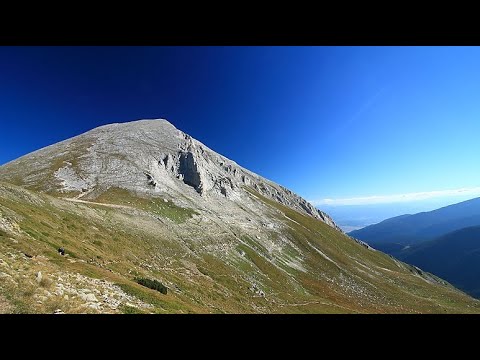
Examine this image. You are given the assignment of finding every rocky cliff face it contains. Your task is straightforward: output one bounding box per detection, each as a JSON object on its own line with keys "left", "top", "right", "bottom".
{"left": 0, "top": 119, "right": 340, "bottom": 231}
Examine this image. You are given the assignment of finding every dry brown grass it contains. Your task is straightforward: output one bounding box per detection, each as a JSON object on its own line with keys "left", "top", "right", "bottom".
{"left": 0, "top": 294, "right": 13, "bottom": 314}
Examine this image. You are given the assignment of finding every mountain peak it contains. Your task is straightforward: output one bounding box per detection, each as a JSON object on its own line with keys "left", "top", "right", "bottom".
{"left": 0, "top": 118, "right": 340, "bottom": 230}
{"left": 93, "top": 118, "right": 177, "bottom": 131}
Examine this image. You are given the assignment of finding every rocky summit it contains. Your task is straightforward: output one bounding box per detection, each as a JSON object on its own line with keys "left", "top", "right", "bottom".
{"left": 0, "top": 119, "right": 479, "bottom": 313}
{"left": 0, "top": 119, "right": 339, "bottom": 230}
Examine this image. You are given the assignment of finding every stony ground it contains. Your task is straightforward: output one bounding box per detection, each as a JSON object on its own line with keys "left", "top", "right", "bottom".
{"left": 0, "top": 241, "right": 151, "bottom": 314}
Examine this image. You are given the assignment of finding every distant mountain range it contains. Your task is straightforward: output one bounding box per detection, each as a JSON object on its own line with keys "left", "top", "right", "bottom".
{"left": 348, "top": 197, "right": 480, "bottom": 298}
{"left": 349, "top": 197, "right": 480, "bottom": 246}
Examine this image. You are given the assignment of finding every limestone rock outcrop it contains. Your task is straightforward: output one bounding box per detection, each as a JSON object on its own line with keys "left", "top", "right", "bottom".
{"left": 0, "top": 119, "right": 340, "bottom": 231}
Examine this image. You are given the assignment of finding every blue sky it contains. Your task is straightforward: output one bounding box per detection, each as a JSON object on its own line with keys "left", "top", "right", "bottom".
{"left": 1, "top": 46, "right": 480, "bottom": 210}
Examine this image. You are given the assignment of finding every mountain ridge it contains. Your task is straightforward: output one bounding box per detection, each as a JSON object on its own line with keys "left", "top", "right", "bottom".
{"left": 0, "top": 119, "right": 340, "bottom": 231}
{"left": 398, "top": 226, "right": 480, "bottom": 298}
{"left": 1, "top": 119, "right": 479, "bottom": 313}
{"left": 349, "top": 196, "right": 480, "bottom": 245}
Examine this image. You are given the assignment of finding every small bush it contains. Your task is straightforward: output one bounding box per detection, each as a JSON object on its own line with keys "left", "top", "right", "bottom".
{"left": 135, "top": 277, "right": 168, "bottom": 295}
{"left": 39, "top": 277, "right": 52, "bottom": 288}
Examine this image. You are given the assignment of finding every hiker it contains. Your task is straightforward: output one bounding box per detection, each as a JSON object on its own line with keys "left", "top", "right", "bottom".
{"left": 58, "top": 247, "right": 65, "bottom": 256}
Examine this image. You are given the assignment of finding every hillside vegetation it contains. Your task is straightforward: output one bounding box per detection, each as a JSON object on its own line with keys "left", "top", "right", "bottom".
{"left": 1, "top": 182, "right": 478, "bottom": 313}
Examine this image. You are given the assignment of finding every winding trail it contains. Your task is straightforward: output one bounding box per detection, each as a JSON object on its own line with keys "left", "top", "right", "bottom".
{"left": 63, "top": 198, "right": 134, "bottom": 210}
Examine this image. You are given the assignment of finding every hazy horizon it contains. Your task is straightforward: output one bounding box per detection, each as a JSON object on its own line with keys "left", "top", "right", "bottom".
{"left": 322, "top": 193, "right": 480, "bottom": 232}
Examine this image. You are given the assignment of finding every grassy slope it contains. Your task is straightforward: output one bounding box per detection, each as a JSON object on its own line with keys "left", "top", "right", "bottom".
{"left": 0, "top": 137, "right": 93, "bottom": 197}
{"left": 242, "top": 187, "right": 480, "bottom": 313}
{"left": 93, "top": 187, "right": 198, "bottom": 224}
{"left": 399, "top": 226, "right": 480, "bottom": 298}
{"left": 0, "top": 182, "right": 479, "bottom": 313}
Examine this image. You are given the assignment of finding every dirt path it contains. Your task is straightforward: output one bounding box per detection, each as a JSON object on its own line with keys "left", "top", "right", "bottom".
{"left": 63, "top": 198, "right": 134, "bottom": 210}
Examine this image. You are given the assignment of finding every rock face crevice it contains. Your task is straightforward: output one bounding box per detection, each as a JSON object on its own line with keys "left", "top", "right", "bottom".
{"left": 144, "top": 172, "right": 156, "bottom": 187}
{"left": 178, "top": 152, "right": 203, "bottom": 194}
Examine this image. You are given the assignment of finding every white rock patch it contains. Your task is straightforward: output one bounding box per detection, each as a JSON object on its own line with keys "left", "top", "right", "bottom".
{"left": 54, "top": 166, "right": 90, "bottom": 192}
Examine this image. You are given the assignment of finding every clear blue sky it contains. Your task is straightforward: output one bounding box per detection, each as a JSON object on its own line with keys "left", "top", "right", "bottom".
{"left": 1, "top": 46, "right": 480, "bottom": 205}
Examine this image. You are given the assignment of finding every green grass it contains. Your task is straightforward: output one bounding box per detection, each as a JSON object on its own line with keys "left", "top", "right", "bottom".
{"left": 120, "top": 304, "right": 145, "bottom": 314}
{"left": 240, "top": 235, "right": 271, "bottom": 258}
{"left": 148, "top": 199, "right": 197, "bottom": 224}
{"left": 94, "top": 187, "right": 197, "bottom": 223}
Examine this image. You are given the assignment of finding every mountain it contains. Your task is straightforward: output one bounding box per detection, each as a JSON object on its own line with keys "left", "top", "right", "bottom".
{"left": 0, "top": 119, "right": 339, "bottom": 230}
{"left": 349, "top": 197, "right": 480, "bottom": 246}
{"left": 394, "top": 226, "right": 480, "bottom": 298}
{"left": 0, "top": 119, "right": 478, "bottom": 313}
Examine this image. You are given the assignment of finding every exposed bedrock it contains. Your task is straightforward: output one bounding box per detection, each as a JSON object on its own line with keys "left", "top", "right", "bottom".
{"left": 178, "top": 151, "right": 203, "bottom": 194}
{"left": 0, "top": 119, "right": 341, "bottom": 231}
